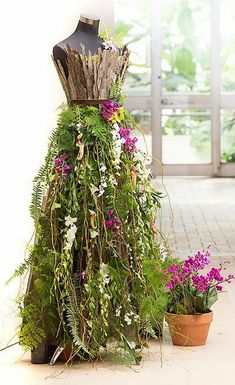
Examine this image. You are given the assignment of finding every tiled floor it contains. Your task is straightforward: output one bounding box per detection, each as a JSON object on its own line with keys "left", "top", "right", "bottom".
{"left": 1, "top": 177, "right": 235, "bottom": 385}
{"left": 158, "top": 177, "right": 235, "bottom": 260}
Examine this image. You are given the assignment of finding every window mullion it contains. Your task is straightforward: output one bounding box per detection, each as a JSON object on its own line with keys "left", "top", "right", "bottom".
{"left": 211, "top": 0, "right": 221, "bottom": 175}
{"left": 151, "top": 0, "right": 162, "bottom": 176}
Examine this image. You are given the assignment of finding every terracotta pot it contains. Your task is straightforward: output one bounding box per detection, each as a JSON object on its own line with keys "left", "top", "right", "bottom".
{"left": 165, "top": 311, "right": 213, "bottom": 346}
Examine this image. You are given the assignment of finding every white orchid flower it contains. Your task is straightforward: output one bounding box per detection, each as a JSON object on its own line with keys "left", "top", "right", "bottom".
{"left": 65, "top": 215, "right": 77, "bottom": 227}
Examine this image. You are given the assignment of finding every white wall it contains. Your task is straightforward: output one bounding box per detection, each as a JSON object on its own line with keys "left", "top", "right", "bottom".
{"left": 0, "top": 0, "right": 114, "bottom": 345}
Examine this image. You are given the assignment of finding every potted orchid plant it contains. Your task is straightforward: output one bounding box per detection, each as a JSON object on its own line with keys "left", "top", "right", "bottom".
{"left": 165, "top": 249, "right": 234, "bottom": 346}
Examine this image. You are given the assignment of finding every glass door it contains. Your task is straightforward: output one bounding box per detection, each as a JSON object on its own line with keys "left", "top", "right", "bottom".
{"left": 220, "top": 0, "right": 235, "bottom": 176}
{"left": 156, "top": 0, "right": 212, "bottom": 176}
{"left": 115, "top": 0, "right": 235, "bottom": 176}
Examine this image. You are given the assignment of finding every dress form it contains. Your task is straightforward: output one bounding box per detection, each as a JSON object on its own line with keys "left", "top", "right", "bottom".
{"left": 23, "top": 12, "right": 158, "bottom": 368}
{"left": 53, "top": 13, "right": 103, "bottom": 76}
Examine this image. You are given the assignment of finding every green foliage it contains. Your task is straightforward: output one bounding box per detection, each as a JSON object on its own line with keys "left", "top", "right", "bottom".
{"left": 115, "top": 1, "right": 151, "bottom": 91}
{"left": 6, "top": 249, "right": 34, "bottom": 284}
{"left": 190, "top": 119, "right": 211, "bottom": 159}
{"left": 115, "top": 0, "right": 211, "bottom": 93}
{"left": 30, "top": 183, "right": 44, "bottom": 225}
{"left": 221, "top": 111, "right": 235, "bottom": 163}
{"left": 109, "top": 78, "right": 125, "bottom": 101}
{"left": 57, "top": 128, "right": 75, "bottom": 152}
{"left": 57, "top": 104, "right": 81, "bottom": 128}
{"left": 167, "top": 270, "right": 219, "bottom": 315}
{"left": 16, "top": 102, "right": 166, "bottom": 363}
{"left": 104, "top": 345, "right": 142, "bottom": 366}
{"left": 115, "top": 21, "right": 133, "bottom": 39}
{"left": 140, "top": 259, "right": 168, "bottom": 336}
{"left": 174, "top": 47, "right": 196, "bottom": 87}
{"left": 222, "top": 151, "right": 235, "bottom": 162}
{"left": 16, "top": 244, "right": 59, "bottom": 350}
{"left": 18, "top": 303, "right": 46, "bottom": 350}
{"left": 161, "top": 0, "right": 210, "bottom": 93}
{"left": 83, "top": 107, "right": 111, "bottom": 144}
{"left": 29, "top": 129, "right": 57, "bottom": 224}
{"left": 162, "top": 110, "right": 211, "bottom": 163}
{"left": 194, "top": 288, "right": 218, "bottom": 314}
{"left": 98, "top": 28, "right": 124, "bottom": 48}
{"left": 66, "top": 283, "right": 89, "bottom": 355}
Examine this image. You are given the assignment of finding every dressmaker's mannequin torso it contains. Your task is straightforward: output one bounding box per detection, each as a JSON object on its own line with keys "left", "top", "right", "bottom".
{"left": 53, "top": 13, "right": 103, "bottom": 76}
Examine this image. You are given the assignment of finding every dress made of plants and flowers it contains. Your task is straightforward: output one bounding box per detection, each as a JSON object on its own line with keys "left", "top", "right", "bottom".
{"left": 14, "top": 43, "right": 167, "bottom": 365}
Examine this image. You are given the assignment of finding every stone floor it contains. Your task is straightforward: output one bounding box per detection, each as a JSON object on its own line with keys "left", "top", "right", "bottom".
{"left": 158, "top": 177, "right": 235, "bottom": 260}
{"left": 1, "top": 177, "right": 235, "bottom": 385}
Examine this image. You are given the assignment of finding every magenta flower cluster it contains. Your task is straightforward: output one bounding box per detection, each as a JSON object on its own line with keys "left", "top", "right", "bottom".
{"left": 101, "top": 100, "right": 119, "bottom": 121}
{"left": 118, "top": 127, "right": 138, "bottom": 153}
{"left": 55, "top": 153, "right": 71, "bottom": 179}
{"left": 166, "top": 249, "right": 234, "bottom": 293}
{"left": 105, "top": 208, "right": 122, "bottom": 232}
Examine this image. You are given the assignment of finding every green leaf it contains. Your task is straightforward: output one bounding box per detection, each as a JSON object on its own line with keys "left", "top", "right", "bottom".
{"left": 174, "top": 47, "right": 196, "bottom": 83}
{"left": 195, "top": 288, "right": 218, "bottom": 313}
{"left": 205, "top": 288, "right": 218, "bottom": 309}
{"left": 175, "top": 303, "right": 188, "bottom": 315}
{"left": 57, "top": 127, "right": 75, "bottom": 151}
{"left": 90, "top": 184, "right": 98, "bottom": 195}
{"left": 89, "top": 229, "right": 99, "bottom": 239}
{"left": 51, "top": 202, "right": 61, "bottom": 210}
{"left": 195, "top": 295, "right": 206, "bottom": 313}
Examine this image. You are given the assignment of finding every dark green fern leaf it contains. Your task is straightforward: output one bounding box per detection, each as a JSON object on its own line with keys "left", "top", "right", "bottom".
{"left": 29, "top": 129, "right": 58, "bottom": 224}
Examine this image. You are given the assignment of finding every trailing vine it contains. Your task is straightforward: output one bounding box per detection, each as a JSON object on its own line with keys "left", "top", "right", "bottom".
{"left": 12, "top": 96, "right": 170, "bottom": 365}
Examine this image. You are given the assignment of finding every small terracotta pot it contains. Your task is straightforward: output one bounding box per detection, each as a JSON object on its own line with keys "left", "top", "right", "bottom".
{"left": 165, "top": 311, "right": 213, "bottom": 346}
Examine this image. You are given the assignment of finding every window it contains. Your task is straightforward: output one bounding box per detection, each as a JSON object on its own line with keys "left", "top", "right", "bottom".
{"left": 221, "top": 0, "right": 235, "bottom": 93}
{"left": 161, "top": 0, "right": 211, "bottom": 94}
{"left": 221, "top": 110, "right": 235, "bottom": 163}
{"left": 115, "top": 0, "right": 151, "bottom": 95}
{"left": 162, "top": 109, "right": 211, "bottom": 164}
{"left": 131, "top": 109, "right": 152, "bottom": 159}
{"left": 115, "top": 0, "right": 235, "bottom": 176}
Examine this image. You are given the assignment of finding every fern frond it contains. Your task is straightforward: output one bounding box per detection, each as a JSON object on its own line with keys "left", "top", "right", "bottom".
{"left": 109, "top": 77, "right": 124, "bottom": 101}
{"left": 6, "top": 248, "right": 34, "bottom": 284}
{"left": 18, "top": 323, "right": 46, "bottom": 351}
{"left": 18, "top": 304, "right": 46, "bottom": 350}
{"left": 29, "top": 183, "right": 43, "bottom": 223}
{"left": 141, "top": 319, "right": 156, "bottom": 338}
{"left": 66, "top": 283, "right": 89, "bottom": 354}
{"left": 29, "top": 129, "right": 58, "bottom": 224}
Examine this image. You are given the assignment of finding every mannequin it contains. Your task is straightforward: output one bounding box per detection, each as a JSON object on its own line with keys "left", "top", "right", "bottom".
{"left": 53, "top": 13, "right": 103, "bottom": 76}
